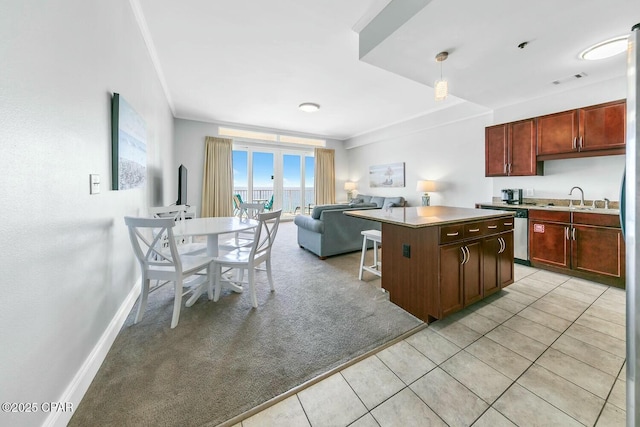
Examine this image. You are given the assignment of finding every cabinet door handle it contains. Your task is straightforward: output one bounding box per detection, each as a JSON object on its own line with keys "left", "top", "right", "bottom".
{"left": 504, "top": 163, "right": 507, "bottom": 174}
{"left": 499, "top": 237, "right": 505, "bottom": 253}
{"left": 460, "top": 246, "right": 470, "bottom": 265}
{"left": 572, "top": 137, "right": 577, "bottom": 149}
{"left": 578, "top": 136, "right": 583, "bottom": 151}
{"left": 488, "top": 225, "right": 498, "bottom": 229}
{"left": 447, "top": 232, "right": 459, "bottom": 237}
{"left": 464, "top": 246, "right": 470, "bottom": 264}
{"left": 509, "top": 163, "right": 512, "bottom": 174}
{"left": 565, "top": 226, "right": 570, "bottom": 240}
{"left": 572, "top": 227, "right": 576, "bottom": 240}
{"left": 504, "top": 222, "right": 513, "bottom": 226}
{"left": 469, "top": 228, "right": 480, "bottom": 233}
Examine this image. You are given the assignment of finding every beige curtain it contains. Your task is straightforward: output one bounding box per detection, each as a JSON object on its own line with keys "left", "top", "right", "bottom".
{"left": 314, "top": 148, "right": 335, "bottom": 205}
{"left": 201, "top": 136, "right": 233, "bottom": 217}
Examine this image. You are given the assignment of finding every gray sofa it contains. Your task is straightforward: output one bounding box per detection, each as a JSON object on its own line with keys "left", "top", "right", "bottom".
{"left": 293, "top": 195, "right": 405, "bottom": 259}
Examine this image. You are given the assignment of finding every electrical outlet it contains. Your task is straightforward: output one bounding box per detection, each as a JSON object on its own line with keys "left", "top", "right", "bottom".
{"left": 402, "top": 244, "right": 411, "bottom": 258}
{"left": 525, "top": 188, "right": 534, "bottom": 197}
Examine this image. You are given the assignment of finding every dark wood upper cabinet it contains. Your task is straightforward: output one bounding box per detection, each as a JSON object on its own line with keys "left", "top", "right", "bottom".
{"left": 537, "top": 110, "right": 579, "bottom": 156}
{"left": 537, "top": 100, "right": 626, "bottom": 160}
{"left": 485, "top": 124, "right": 508, "bottom": 176}
{"left": 579, "top": 101, "right": 626, "bottom": 152}
{"left": 485, "top": 118, "right": 542, "bottom": 177}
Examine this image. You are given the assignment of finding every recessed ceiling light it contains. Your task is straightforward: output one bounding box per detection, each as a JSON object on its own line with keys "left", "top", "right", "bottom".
{"left": 579, "top": 36, "right": 629, "bottom": 60}
{"left": 298, "top": 102, "right": 320, "bottom": 112}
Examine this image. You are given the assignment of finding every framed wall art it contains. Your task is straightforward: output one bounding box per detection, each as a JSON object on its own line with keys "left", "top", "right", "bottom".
{"left": 111, "top": 93, "right": 147, "bottom": 190}
{"left": 369, "top": 162, "right": 405, "bottom": 188}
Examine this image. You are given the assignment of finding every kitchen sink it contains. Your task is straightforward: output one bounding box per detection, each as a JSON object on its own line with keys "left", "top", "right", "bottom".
{"left": 536, "top": 205, "right": 565, "bottom": 210}
{"left": 536, "top": 205, "right": 594, "bottom": 211}
{"left": 570, "top": 206, "right": 594, "bottom": 211}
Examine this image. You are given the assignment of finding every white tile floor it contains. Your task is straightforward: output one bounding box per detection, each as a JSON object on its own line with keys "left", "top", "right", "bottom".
{"left": 234, "top": 265, "right": 627, "bottom": 427}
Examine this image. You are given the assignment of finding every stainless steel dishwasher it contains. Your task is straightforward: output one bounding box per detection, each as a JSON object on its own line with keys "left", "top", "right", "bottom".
{"left": 478, "top": 205, "right": 529, "bottom": 265}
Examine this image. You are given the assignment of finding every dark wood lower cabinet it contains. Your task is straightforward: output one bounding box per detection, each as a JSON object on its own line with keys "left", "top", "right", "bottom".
{"left": 382, "top": 215, "right": 515, "bottom": 323}
{"left": 572, "top": 224, "right": 625, "bottom": 282}
{"left": 439, "top": 244, "right": 464, "bottom": 317}
{"left": 498, "top": 232, "right": 514, "bottom": 288}
{"left": 463, "top": 241, "right": 483, "bottom": 306}
{"left": 529, "top": 220, "right": 570, "bottom": 268}
{"left": 484, "top": 231, "right": 514, "bottom": 296}
{"left": 529, "top": 210, "right": 625, "bottom": 288}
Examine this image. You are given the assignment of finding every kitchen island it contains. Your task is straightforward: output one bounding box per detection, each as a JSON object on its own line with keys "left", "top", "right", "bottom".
{"left": 346, "top": 206, "right": 515, "bottom": 323}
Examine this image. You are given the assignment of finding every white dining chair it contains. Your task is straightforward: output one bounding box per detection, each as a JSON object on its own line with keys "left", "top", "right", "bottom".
{"left": 218, "top": 202, "right": 264, "bottom": 251}
{"left": 212, "top": 210, "right": 282, "bottom": 308}
{"left": 124, "top": 216, "right": 215, "bottom": 328}
{"left": 149, "top": 205, "right": 206, "bottom": 255}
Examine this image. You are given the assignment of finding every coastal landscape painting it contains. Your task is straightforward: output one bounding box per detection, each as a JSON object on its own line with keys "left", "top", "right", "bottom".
{"left": 111, "top": 93, "right": 147, "bottom": 190}
{"left": 369, "top": 162, "right": 405, "bottom": 188}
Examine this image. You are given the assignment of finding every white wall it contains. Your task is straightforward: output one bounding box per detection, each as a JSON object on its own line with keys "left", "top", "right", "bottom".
{"left": 0, "top": 1, "right": 174, "bottom": 426}
{"left": 174, "top": 118, "right": 349, "bottom": 213}
{"left": 345, "top": 77, "right": 627, "bottom": 207}
{"left": 346, "top": 113, "right": 493, "bottom": 208}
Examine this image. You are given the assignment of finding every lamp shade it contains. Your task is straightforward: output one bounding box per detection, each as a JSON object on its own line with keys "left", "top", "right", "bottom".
{"left": 344, "top": 181, "right": 357, "bottom": 191}
{"left": 434, "top": 79, "right": 448, "bottom": 101}
{"left": 416, "top": 180, "right": 436, "bottom": 192}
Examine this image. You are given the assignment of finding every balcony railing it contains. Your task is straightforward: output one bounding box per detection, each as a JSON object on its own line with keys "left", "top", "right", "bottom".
{"left": 233, "top": 187, "right": 314, "bottom": 214}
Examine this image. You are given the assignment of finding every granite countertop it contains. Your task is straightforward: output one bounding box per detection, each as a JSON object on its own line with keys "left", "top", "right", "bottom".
{"left": 345, "top": 206, "right": 514, "bottom": 228}
{"left": 477, "top": 201, "right": 620, "bottom": 216}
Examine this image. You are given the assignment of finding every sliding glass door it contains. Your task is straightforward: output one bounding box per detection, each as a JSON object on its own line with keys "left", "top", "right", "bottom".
{"left": 233, "top": 145, "right": 314, "bottom": 218}
{"left": 252, "top": 151, "right": 274, "bottom": 206}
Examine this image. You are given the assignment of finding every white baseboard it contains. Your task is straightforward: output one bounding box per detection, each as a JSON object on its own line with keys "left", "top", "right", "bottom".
{"left": 43, "top": 280, "right": 141, "bottom": 427}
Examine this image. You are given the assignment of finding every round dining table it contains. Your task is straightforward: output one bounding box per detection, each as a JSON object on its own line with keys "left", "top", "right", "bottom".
{"left": 173, "top": 216, "right": 258, "bottom": 306}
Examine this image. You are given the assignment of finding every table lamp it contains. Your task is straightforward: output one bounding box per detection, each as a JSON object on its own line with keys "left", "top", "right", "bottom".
{"left": 416, "top": 180, "right": 436, "bottom": 206}
{"left": 344, "top": 181, "right": 357, "bottom": 201}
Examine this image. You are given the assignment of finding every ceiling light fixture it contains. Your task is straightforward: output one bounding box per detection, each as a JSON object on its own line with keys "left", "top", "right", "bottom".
{"left": 298, "top": 102, "right": 320, "bottom": 112}
{"left": 579, "top": 36, "right": 628, "bottom": 60}
{"left": 434, "top": 51, "right": 449, "bottom": 101}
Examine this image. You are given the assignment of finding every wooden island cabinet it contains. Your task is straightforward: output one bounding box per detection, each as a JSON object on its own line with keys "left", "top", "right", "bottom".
{"left": 346, "top": 206, "right": 515, "bottom": 323}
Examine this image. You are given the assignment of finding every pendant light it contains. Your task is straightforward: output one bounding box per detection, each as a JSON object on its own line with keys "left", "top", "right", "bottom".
{"left": 434, "top": 51, "right": 449, "bottom": 101}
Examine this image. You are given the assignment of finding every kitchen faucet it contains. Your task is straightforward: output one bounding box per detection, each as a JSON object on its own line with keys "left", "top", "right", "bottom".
{"left": 569, "top": 186, "right": 585, "bottom": 206}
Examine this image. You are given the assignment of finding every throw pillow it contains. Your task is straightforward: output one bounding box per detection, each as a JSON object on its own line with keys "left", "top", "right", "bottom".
{"left": 383, "top": 197, "right": 404, "bottom": 207}
{"left": 370, "top": 196, "right": 385, "bottom": 207}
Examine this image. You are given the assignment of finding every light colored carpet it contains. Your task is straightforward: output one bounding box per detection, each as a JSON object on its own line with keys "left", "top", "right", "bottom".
{"left": 70, "top": 221, "right": 423, "bottom": 426}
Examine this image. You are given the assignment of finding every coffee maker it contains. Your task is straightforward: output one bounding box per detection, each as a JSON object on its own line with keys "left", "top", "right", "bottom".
{"left": 501, "top": 188, "right": 523, "bottom": 204}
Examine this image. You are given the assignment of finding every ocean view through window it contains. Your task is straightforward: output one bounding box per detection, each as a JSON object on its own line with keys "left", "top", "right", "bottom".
{"left": 233, "top": 148, "right": 314, "bottom": 217}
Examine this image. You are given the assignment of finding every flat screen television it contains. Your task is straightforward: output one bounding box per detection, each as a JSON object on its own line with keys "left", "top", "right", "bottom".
{"left": 176, "top": 164, "right": 187, "bottom": 206}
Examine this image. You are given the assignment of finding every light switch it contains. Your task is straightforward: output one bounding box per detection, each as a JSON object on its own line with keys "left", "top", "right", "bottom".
{"left": 90, "top": 174, "right": 100, "bottom": 194}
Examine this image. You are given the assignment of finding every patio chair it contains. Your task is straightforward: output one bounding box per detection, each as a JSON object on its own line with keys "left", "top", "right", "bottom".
{"left": 233, "top": 194, "right": 244, "bottom": 215}
{"left": 263, "top": 194, "right": 274, "bottom": 211}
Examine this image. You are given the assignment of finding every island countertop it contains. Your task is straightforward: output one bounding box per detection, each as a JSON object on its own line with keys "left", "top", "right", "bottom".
{"left": 345, "top": 205, "right": 514, "bottom": 228}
